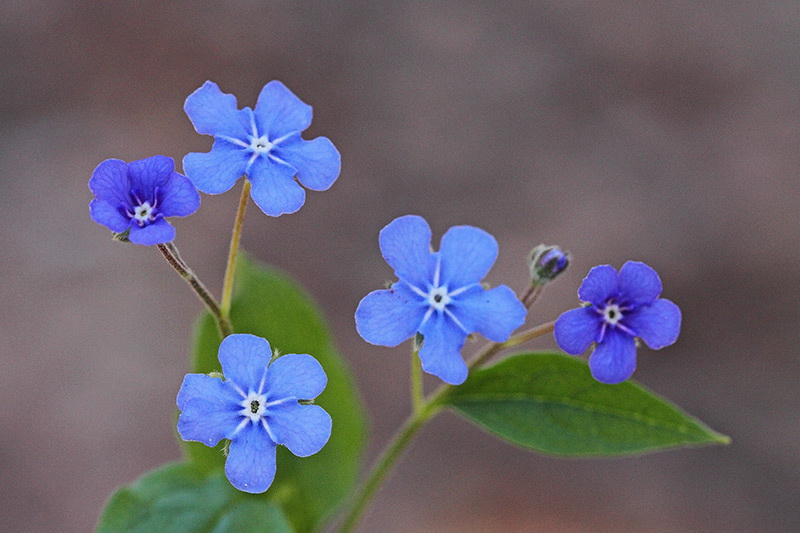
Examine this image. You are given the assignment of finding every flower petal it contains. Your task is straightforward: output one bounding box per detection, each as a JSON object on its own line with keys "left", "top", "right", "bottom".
{"left": 225, "top": 422, "right": 277, "bottom": 494}
{"left": 184, "top": 81, "right": 250, "bottom": 138}
{"left": 248, "top": 157, "right": 305, "bottom": 216}
{"left": 554, "top": 307, "right": 602, "bottom": 355}
{"left": 89, "top": 199, "right": 129, "bottom": 232}
{"left": 267, "top": 403, "right": 332, "bottom": 457}
{"left": 176, "top": 373, "right": 241, "bottom": 410}
{"left": 273, "top": 134, "right": 340, "bottom": 191}
{"left": 418, "top": 312, "right": 469, "bottom": 385}
{"left": 618, "top": 261, "right": 663, "bottom": 306}
{"left": 254, "top": 81, "right": 313, "bottom": 138}
{"left": 355, "top": 283, "right": 426, "bottom": 347}
{"left": 182, "top": 140, "right": 249, "bottom": 195}
{"left": 577, "top": 265, "right": 619, "bottom": 306}
{"left": 157, "top": 172, "right": 200, "bottom": 217}
{"left": 265, "top": 353, "right": 328, "bottom": 401}
{"left": 127, "top": 156, "right": 173, "bottom": 196}
{"left": 378, "top": 215, "right": 437, "bottom": 290}
{"left": 88, "top": 159, "right": 130, "bottom": 205}
{"left": 176, "top": 375, "right": 242, "bottom": 447}
{"left": 588, "top": 328, "right": 637, "bottom": 384}
{"left": 439, "top": 225, "right": 498, "bottom": 288}
{"left": 450, "top": 285, "right": 526, "bottom": 342}
{"left": 624, "top": 298, "right": 681, "bottom": 349}
{"left": 218, "top": 334, "right": 272, "bottom": 392}
{"left": 127, "top": 218, "right": 175, "bottom": 245}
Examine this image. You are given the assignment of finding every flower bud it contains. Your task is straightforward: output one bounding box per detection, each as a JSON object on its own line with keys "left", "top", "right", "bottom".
{"left": 529, "top": 244, "right": 570, "bottom": 285}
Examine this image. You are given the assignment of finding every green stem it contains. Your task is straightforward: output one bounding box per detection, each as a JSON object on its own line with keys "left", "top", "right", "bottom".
{"left": 220, "top": 179, "right": 251, "bottom": 322}
{"left": 410, "top": 345, "right": 424, "bottom": 414}
{"left": 338, "top": 320, "right": 556, "bottom": 532}
{"left": 156, "top": 243, "right": 232, "bottom": 337}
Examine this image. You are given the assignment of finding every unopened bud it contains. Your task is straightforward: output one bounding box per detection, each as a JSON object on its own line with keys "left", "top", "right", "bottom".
{"left": 529, "top": 244, "right": 570, "bottom": 285}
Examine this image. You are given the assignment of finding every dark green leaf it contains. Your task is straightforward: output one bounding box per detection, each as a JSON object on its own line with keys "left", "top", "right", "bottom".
{"left": 97, "top": 462, "right": 292, "bottom": 533}
{"left": 444, "top": 352, "right": 729, "bottom": 456}
{"left": 186, "top": 254, "right": 366, "bottom": 532}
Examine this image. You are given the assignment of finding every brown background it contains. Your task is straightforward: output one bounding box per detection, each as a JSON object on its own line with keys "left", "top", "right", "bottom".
{"left": 1, "top": 1, "right": 798, "bottom": 531}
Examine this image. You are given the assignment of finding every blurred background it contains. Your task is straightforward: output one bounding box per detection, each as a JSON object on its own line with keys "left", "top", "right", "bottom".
{"left": 1, "top": 1, "right": 798, "bottom": 531}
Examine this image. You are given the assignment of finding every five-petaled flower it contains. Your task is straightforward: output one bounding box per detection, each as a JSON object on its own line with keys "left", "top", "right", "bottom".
{"left": 554, "top": 261, "right": 681, "bottom": 384}
{"left": 182, "top": 80, "right": 341, "bottom": 217}
{"left": 176, "top": 334, "right": 332, "bottom": 493}
{"left": 355, "top": 215, "right": 527, "bottom": 385}
{"left": 88, "top": 156, "right": 200, "bottom": 246}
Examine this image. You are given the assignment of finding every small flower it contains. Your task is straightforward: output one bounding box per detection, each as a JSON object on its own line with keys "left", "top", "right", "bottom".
{"left": 355, "top": 215, "right": 527, "bottom": 385}
{"left": 176, "top": 334, "right": 332, "bottom": 493}
{"left": 554, "top": 261, "right": 682, "bottom": 384}
{"left": 88, "top": 156, "right": 200, "bottom": 246}
{"left": 529, "top": 244, "right": 570, "bottom": 285}
{"left": 182, "top": 80, "right": 341, "bottom": 217}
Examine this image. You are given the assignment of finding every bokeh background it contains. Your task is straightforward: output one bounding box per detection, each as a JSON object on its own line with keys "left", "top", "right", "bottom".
{"left": 1, "top": 1, "right": 798, "bottom": 531}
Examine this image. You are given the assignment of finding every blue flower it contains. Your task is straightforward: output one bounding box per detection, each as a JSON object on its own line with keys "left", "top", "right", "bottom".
{"left": 88, "top": 156, "right": 200, "bottom": 246}
{"left": 554, "top": 261, "right": 682, "bottom": 384}
{"left": 176, "top": 334, "right": 332, "bottom": 494}
{"left": 355, "top": 215, "right": 527, "bottom": 385}
{"left": 182, "top": 80, "right": 341, "bottom": 217}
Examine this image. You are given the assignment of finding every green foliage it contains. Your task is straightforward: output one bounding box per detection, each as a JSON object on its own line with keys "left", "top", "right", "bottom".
{"left": 97, "top": 462, "right": 292, "bottom": 533}
{"left": 187, "top": 254, "right": 366, "bottom": 532}
{"left": 444, "top": 352, "right": 729, "bottom": 456}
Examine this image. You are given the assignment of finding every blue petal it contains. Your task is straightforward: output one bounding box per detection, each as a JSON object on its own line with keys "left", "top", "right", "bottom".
{"left": 254, "top": 81, "right": 313, "bottom": 139}
{"left": 378, "top": 215, "right": 437, "bottom": 290}
{"left": 184, "top": 81, "right": 250, "bottom": 139}
{"left": 127, "top": 218, "right": 175, "bottom": 245}
{"left": 225, "top": 422, "right": 277, "bottom": 494}
{"left": 127, "top": 156, "right": 174, "bottom": 198}
{"left": 176, "top": 375, "right": 242, "bottom": 447}
{"left": 89, "top": 199, "right": 129, "bottom": 233}
{"left": 182, "top": 140, "right": 249, "bottom": 195}
{"left": 176, "top": 373, "right": 241, "bottom": 410}
{"left": 624, "top": 298, "right": 681, "bottom": 349}
{"left": 588, "top": 328, "right": 637, "bottom": 384}
{"left": 554, "top": 307, "right": 602, "bottom": 355}
{"left": 158, "top": 172, "right": 200, "bottom": 217}
{"left": 577, "top": 265, "right": 619, "bottom": 306}
{"left": 265, "top": 353, "right": 328, "bottom": 401}
{"left": 248, "top": 157, "right": 305, "bottom": 216}
{"left": 418, "top": 312, "right": 469, "bottom": 385}
{"left": 450, "top": 285, "right": 526, "bottom": 342}
{"left": 267, "top": 403, "right": 332, "bottom": 457}
{"left": 355, "top": 283, "right": 426, "bottom": 347}
{"left": 273, "top": 134, "right": 340, "bottom": 191}
{"left": 218, "top": 334, "right": 272, "bottom": 392}
{"left": 88, "top": 159, "right": 130, "bottom": 205}
{"left": 439, "top": 225, "right": 499, "bottom": 288}
{"left": 618, "top": 261, "right": 663, "bottom": 306}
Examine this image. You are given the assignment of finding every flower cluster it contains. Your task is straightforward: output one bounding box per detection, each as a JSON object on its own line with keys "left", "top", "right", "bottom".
{"left": 177, "top": 334, "right": 332, "bottom": 493}
{"left": 554, "top": 261, "right": 681, "bottom": 384}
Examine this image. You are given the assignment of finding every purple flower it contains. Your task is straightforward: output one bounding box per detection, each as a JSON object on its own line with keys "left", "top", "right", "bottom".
{"left": 355, "top": 215, "right": 527, "bottom": 385}
{"left": 88, "top": 156, "right": 200, "bottom": 246}
{"left": 554, "top": 261, "right": 682, "bottom": 384}
{"left": 183, "top": 81, "right": 341, "bottom": 217}
{"left": 176, "top": 334, "right": 332, "bottom": 494}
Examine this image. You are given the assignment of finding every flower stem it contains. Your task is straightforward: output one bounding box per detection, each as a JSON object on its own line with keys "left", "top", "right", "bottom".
{"left": 338, "top": 320, "right": 556, "bottom": 532}
{"left": 220, "top": 179, "right": 251, "bottom": 322}
{"left": 410, "top": 346, "right": 424, "bottom": 414}
{"left": 157, "top": 243, "right": 232, "bottom": 337}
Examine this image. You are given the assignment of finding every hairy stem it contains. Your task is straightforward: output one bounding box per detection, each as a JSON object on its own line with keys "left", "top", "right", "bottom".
{"left": 220, "top": 179, "right": 251, "bottom": 321}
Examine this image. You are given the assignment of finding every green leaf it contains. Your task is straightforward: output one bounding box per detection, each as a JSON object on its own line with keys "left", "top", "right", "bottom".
{"left": 97, "top": 462, "right": 293, "bottom": 533}
{"left": 186, "top": 254, "right": 367, "bottom": 533}
{"left": 444, "top": 352, "right": 729, "bottom": 456}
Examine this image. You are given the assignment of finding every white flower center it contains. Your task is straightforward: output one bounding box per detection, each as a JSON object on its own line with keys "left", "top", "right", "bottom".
{"left": 602, "top": 303, "right": 623, "bottom": 325}
{"left": 240, "top": 391, "right": 268, "bottom": 422}
{"left": 427, "top": 286, "right": 451, "bottom": 311}
{"left": 249, "top": 135, "right": 274, "bottom": 155}
{"left": 132, "top": 202, "right": 154, "bottom": 224}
